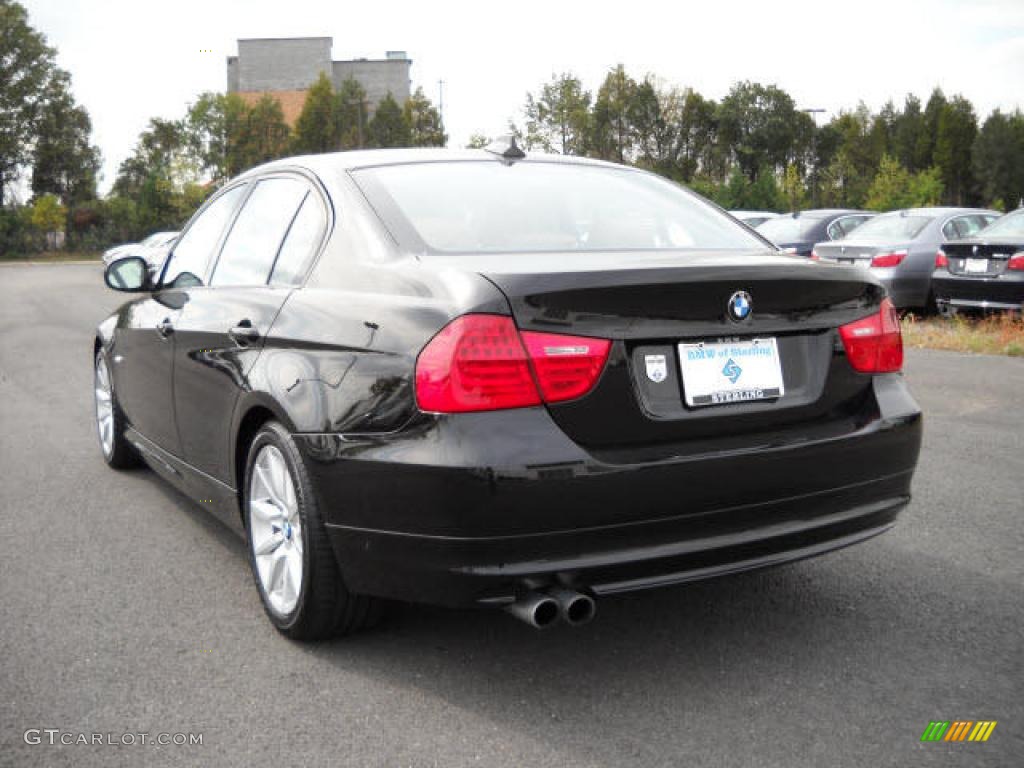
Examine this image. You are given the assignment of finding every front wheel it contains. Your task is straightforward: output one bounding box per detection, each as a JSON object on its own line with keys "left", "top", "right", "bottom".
{"left": 244, "top": 421, "right": 380, "bottom": 640}
{"left": 94, "top": 351, "right": 141, "bottom": 469}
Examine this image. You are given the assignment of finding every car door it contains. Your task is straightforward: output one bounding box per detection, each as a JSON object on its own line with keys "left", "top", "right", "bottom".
{"left": 172, "top": 173, "right": 323, "bottom": 484}
{"left": 113, "top": 184, "right": 247, "bottom": 455}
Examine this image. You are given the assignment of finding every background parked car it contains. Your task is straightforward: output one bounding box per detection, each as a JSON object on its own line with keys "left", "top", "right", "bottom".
{"left": 729, "top": 210, "right": 779, "bottom": 228}
{"left": 102, "top": 231, "right": 179, "bottom": 272}
{"left": 933, "top": 208, "right": 1024, "bottom": 313}
{"left": 812, "top": 208, "right": 1000, "bottom": 310}
{"left": 755, "top": 209, "right": 874, "bottom": 258}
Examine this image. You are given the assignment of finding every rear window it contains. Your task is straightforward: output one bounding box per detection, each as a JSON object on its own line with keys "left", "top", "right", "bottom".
{"left": 977, "top": 210, "right": 1024, "bottom": 237}
{"left": 353, "top": 161, "right": 765, "bottom": 253}
{"left": 849, "top": 214, "right": 932, "bottom": 240}
{"left": 755, "top": 216, "right": 821, "bottom": 242}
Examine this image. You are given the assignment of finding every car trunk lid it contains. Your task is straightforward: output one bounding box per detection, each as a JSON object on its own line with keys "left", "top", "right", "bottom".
{"left": 457, "top": 249, "right": 886, "bottom": 452}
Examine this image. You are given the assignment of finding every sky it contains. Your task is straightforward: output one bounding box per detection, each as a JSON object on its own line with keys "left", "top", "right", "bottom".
{"left": 21, "top": 0, "right": 1024, "bottom": 194}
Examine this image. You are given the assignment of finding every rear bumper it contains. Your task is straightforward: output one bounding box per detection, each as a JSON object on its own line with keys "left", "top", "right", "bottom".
{"left": 933, "top": 273, "right": 1024, "bottom": 310}
{"left": 295, "top": 375, "right": 922, "bottom": 607}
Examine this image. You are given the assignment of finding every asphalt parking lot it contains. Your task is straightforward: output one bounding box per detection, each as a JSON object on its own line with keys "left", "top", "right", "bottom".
{"left": 1, "top": 262, "right": 1021, "bottom": 767}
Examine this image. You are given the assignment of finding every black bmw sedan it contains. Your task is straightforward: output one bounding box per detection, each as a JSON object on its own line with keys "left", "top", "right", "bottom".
{"left": 755, "top": 209, "right": 874, "bottom": 258}
{"left": 96, "top": 146, "right": 922, "bottom": 639}
{"left": 933, "top": 208, "right": 1024, "bottom": 313}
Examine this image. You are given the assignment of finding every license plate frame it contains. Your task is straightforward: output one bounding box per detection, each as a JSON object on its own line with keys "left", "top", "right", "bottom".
{"left": 964, "top": 258, "right": 989, "bottom": 274}
{"left": 678, "top": 337, "right": 785, "bottom": 407}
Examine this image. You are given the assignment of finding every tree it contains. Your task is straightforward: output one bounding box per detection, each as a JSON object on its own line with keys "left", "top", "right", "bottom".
{"left": 185, "top": 91, "right": 249, "bottom": 181}
{"left": 0, "top": 0, "right": 57, "bottom": 205}
{"left": 917, "top": 88, "right": 947, "bottom": 171}
{"left": 293, "top": 72, "right": 338, "bottom": 154}
{"left": 590, "top": 65, "right": 638, "bottom": 163}
{"left": 368, "top": 93, "right": 411, "bottom": 148}
{"left": 30, "top": 70, "right": 101, "bottom": 205}
{"left": 466, "top": 134, "right": 490, "bottom": 149}
{"left": 236, "top": 95, "right": 291, "bottom": 168}
{"left": 717, "top": 81, "right": 802, "bottom": 181}
{"left": 403, "top": 87, "right": 446, "bottom": 147}
{"left": 934, "top": 95, "right": 978, "bottom": 204}
{"left": 781, "top": 164, "right": 807, "bottom": 212}
{"left": 335, "top": 77, "right": 368, "bottom": 149}
{"left": 973, "top": 110, "right": 1024, "bottom": 209}
{"left": 29, "top": 192, "right": 65, "bottom": 248}
{"left": 865, "top": 154, "right": 943, "bottom": 210}
{"left": 820, "top": 105, "right": 880, "bottom": 208}
{"left": 893, "top": 94, "right": 925, "bottom": 172}
{"left": 523, "top": 73, "right": 591, "bottom": 155}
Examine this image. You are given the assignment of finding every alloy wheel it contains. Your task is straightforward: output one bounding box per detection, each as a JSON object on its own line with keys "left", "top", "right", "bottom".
{"left": 248, "top": 445, "right": 304, "bottom": 616}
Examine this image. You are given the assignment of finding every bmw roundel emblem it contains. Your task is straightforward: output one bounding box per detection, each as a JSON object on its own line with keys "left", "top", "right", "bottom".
{"left": 728, "top": 291, "right": 752, "bottom": 322}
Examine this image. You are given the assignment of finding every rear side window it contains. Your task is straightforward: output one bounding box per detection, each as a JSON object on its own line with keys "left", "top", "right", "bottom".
{"left": 211, "top": 177, "right": 309, "bottom": 287}
{"left": 162, "top": 185, "right": 246, "bottom": 288}
{"left": 270, "top": 192, "right": 327, "bottom": 286}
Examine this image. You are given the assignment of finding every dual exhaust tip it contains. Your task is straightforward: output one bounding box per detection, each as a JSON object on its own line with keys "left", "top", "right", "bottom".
{"left": 504, "top": 587, "right": 596, "bottom": 629}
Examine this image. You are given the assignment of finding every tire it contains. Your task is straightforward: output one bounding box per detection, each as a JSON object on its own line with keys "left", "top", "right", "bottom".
{"left": 94, "top": 350, "right": 142, "bottom": 469}
{"left": 243, "top": 420, "right": 380, "bottom": 640}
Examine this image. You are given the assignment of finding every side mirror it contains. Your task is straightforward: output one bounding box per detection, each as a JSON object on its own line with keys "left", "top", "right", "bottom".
{"left": 104, "top": 256, "right": 152, "bottom": 293}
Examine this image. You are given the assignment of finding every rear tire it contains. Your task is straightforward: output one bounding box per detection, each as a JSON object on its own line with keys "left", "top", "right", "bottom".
{"left": 94, "top": 350, "right": 142, "bottom": 469}
{"left": 243, "top": 420, "right": 380, "bottom": 640}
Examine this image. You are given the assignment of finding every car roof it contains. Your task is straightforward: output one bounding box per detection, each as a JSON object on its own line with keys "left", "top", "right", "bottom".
{"left": 878, "top": 207, "right": 999, "bottom": 217}
{"left": 241, "top": 148, "right": 627, "bottom": 179}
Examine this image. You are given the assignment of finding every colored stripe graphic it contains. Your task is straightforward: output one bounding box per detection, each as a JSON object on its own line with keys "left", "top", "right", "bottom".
{"left": 944, "top": 721, "right": 972, "bottom": 741}
{"left": 921, "top": 722, "right": 949, "bottom": 741}
{"left": 968, "top": 722, "right": 997, "bottom": 742}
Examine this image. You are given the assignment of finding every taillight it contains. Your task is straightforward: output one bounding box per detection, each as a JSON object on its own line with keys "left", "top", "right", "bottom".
{"left": 415, "top": 314, "right": 610, "bottom": 413}
{"left": 838, "top": 298, "right": 903, "bottom": 373}
{"left": 520, "top": 331, "right": 611, "bottom": 403}
{"left": 1008, "top": 252, "right": 1024, "bottom": 271}
{"left": 870, "top": 251, "right": 907, "bottom": 268}
{"left": 934, "top": 250, "right": 948, "bottom": 269}
{"left": 809, "top": 250, "right": 820, "bottom": 261}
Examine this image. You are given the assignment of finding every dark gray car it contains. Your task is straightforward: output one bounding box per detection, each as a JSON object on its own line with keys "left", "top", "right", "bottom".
{"left": 813, "top": 208, "right": 999, "bottom": 310}
{"left": 756, "top": 209, "right": 874, "bottom": 258}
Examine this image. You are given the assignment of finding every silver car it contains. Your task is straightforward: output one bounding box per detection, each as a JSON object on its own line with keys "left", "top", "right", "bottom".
{"left": 812, "top": 208, "right": 999, "bottom": 310}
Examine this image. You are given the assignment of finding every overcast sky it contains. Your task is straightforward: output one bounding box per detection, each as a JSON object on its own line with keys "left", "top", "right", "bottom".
{"left": 22, "top": 0, "right": 1024, "bottom": 193}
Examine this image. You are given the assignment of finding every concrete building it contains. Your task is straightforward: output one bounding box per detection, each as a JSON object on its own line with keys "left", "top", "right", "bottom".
{"left": 226, "top": 38, "right": 412, "bottom": 124}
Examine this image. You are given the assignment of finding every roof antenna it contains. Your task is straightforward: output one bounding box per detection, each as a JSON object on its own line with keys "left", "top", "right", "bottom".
{"left": 484, "top": 135, "right": 526, "bottom": 164}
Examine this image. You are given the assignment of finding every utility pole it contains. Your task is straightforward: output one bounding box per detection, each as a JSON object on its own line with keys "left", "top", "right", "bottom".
{"left": 438, "top": 79, "right": 445, "bottom": 126}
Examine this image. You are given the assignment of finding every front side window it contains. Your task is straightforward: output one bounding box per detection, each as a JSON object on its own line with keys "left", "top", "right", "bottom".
{"left": 162, "top": 185, "right": 247, "bottom": 288}
{"left": 353, "top": 161, "right": 766, "bottom": 254}
{"left": 211, "top": 177, "right": 309, "bottom": 287}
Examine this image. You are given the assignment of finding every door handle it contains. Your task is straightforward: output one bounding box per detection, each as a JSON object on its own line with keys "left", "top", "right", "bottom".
{"left": 228, "top": 321, "right": 260, "bottom": 345}
{"left": 156, "top": 318, "right": 175, "bottom": 338}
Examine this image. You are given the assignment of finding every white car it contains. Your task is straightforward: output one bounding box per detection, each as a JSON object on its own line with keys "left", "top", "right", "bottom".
{"left": 102, "top": 231, "right": 179, "bottom": 272}
{"left": 729, "top": 210, "right": 780, "bottom": 228}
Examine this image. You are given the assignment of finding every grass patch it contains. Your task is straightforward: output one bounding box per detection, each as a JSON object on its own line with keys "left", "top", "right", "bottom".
{"left": 0, "top": 251, "right": 101, "bottom": 263}
{"left": 902, "top": 312, "right": 1024, "bottom": 357}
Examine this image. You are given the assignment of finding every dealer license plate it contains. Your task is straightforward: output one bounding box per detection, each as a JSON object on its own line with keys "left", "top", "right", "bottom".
{"left": 964, "top": 258, "right": 988, "bottom": 273}
{"left": 678, "top": 338, "right": 785, "bottom": 407}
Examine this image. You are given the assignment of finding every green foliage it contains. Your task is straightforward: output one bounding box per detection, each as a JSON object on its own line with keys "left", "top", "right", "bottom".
{"left": 972, "top": 110, "right": 1024, "bottom": 210}
{"left": 335, "top": 77, "right": 368, "bottom": 149}
{"left": 865, "top": 155, "right": 944, "bottom": 210}
{"left": 0, "top": 0, "right": 56, "bottom": 204}
{"left": 781, "top": 164, "right": 807, "bottom": 212}
{"left": 293, "top": 72, "right": 339, "bottom": 154}
{"left": 237, "top": 95, "right": 291, "bottom": 168}
{"left": 30, "top": 193, "right": 65, "bottom": 233}
{"left": 30, "top": 70, "right": 101, "bottom": 205}
{"left": 404, "top": 87, "right": 446, "bottom": 147}
{"left": 186, "top": 92, "right": 249, "bottom": 181}
{"left": 368, "top": 93, "right": 411, "bottom": 148}
{"left": 934, "top": 95, "right": 978, "bottom": 204}
{"left": 465, "top": 134, "right": 490, "bottom": 149}
{"left": 717, "top": 81, "right": 806, "bottom": 182}
{"left": 590, "top": 65, "right": 638, "bottom": 163}
{"left": 524, "top": 73, "right": 590, "bottom": 155}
